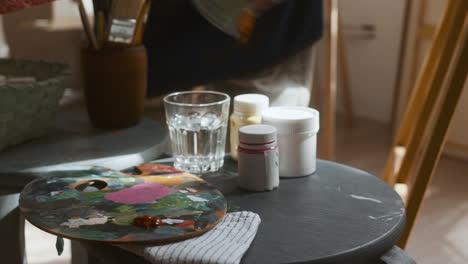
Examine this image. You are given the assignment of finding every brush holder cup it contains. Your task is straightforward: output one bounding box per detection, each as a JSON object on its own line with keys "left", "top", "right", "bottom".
{"left": 81, "top": 46, "right": 147, "bottom": 129}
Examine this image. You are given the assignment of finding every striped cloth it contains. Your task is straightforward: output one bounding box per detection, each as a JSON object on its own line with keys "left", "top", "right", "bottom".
{"left": 119, "top": 211, "right": 261, "bottom": 264}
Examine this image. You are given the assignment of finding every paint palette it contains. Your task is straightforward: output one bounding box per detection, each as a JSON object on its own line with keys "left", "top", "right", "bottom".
{"left": 20, "top": 163, "right": 227, "bottom": 244}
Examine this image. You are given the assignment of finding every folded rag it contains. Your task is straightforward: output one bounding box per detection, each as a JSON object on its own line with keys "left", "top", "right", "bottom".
{"left": 118, "top": 211, "right": 261, "bottom": 264}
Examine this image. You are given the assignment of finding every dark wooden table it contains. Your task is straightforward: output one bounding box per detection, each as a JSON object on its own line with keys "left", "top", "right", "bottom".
{"left": 85, "top": 157, "right": 407, "bottom": 264}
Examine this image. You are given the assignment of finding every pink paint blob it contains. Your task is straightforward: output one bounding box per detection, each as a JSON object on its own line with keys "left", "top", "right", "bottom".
{"left": 105, "top": 183, "right": 175, "bottom": 204}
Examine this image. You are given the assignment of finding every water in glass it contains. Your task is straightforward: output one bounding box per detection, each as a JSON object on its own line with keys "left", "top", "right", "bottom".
{"left": 164, "top": 91, "right": 230, "bottom": 174}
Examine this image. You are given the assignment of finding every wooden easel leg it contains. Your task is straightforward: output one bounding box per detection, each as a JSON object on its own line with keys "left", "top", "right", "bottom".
{"left": 381, "top": 0, "right": 463, "bottom": 186}
{"left": 398, "top": 13, "right": 467, "bottom": 247}
{"left": 322, "top": 0, "right": 339, "bottom": 160}
{"left": 311, "top": 47, "right": 321, "bottom": 110}
{"left": 396, "top": 0, "right": 466, "bottom": 185}
{"left": 338, "top": 18, "right": 353, "bottom": 128}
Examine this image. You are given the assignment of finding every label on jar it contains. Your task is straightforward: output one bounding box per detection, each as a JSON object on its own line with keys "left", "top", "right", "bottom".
{"left": 264, "top": 147, "right": 279, "bottom": 190}
{"left": 238, "top": 146, "right": 279, "bottom": 191}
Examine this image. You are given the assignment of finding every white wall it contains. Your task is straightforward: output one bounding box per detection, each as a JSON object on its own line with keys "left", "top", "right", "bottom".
{"left": 334, "top": 0, "right": 406, "bottom": 124}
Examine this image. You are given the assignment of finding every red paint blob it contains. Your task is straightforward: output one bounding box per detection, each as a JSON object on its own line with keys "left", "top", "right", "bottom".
{"left": 133, "top": 215, "right": 163, "bottom": 228}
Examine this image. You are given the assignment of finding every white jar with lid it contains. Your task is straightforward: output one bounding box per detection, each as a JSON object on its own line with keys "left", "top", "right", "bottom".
{"left": 261, "top": 107, "right": 320, "bottom": 177}
{"left": 230, "top": 94, "right": 269, "bottom": 160}
{"left": 238, "top": 124, "right": 279, "bottom": 191}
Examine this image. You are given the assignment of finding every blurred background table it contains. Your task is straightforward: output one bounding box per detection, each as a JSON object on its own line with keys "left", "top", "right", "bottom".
{"left": 0, "top": 110, "right": 168, "bottom": 264}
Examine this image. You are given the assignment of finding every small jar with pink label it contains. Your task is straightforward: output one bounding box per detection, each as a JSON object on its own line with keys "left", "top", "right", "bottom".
{"left": 237, "top": 124, "right": 279, "bottom": 191}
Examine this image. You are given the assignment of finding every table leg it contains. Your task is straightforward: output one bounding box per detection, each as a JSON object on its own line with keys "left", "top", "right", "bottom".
{"left": 0, "top": 190, "right": 25, "bottom": 264}
{"left": 380, "top": 246, "right": 416, "bottom": 264}
{"left": 72, "top": 241, "right": 89, "bottom": 264}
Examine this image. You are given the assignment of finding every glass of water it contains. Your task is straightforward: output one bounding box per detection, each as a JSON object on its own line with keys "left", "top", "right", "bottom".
{"left": 164, "top": 91, "right": 231, "bottom": 174}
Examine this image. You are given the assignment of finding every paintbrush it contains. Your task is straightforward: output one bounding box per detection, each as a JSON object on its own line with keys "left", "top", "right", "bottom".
{"left": 78, "top": 0, "right": 98, "bottom": 49}
{"left": 132, "top": 0, "right": 151, "bottom": 46}
{"left": 107, "top": 0, "right": 146, "bottom": 46}
{"left": 93, "top": 0, "right": 111, "bottom": 19}
{"left": 96, "top": 11, "right": 106, "bottom": 48}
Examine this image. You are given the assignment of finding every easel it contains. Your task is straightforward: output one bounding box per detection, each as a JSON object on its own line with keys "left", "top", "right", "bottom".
{"left": 391, "top": 0, "right": 437, "bottom": 135}
{"left": 314, "top": 0, "right": 354, "bottom": 160}
{"left": 382, "top": 0, "right": 467, "bottom": 248}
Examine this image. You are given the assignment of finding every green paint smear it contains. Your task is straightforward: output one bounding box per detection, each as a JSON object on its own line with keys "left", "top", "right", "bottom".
{"left": 114, "top": 205, "right": 135, "bottom": 213}
{"left": 117, "top": 177, "right": 139, "bottom": 183}
{"left": 147, "top": 226, "right": 187, "bottom": 238}
{"left": 79, "top": 190, "right": 111, "bottom": 199}
{"left": 51, "top": 191, "right": 78, "bottom": 200}
{"left": 34, "top": 191, "right": 78, "bottom": 202}
{"left": 148, "top": 194, "right": 197, "bottom": 210}
{"left": 113, "top": 215, "right": 137, "bottom": 226}
{"left": 108, "top": 205, "right": 138, "bottom": 226}
{"left": 187, "top": 203, "right": 211, "bottom": 211}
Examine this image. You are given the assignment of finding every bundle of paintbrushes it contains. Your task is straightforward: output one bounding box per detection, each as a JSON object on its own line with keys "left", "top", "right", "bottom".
{"left": 77, "top": 0, "right": 151, "bottom": 49}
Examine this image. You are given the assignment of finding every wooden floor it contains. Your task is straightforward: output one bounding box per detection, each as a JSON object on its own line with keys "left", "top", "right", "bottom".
{"left": 24, "top": 114, "right": 468, "bottom": 264}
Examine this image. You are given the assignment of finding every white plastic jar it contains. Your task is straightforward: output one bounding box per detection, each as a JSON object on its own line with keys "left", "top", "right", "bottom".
{"left": 261, "top": 107, "right": 320, "bottom": 177}
{"left": 230, "top": 94, "right": 269, "bottom": 160}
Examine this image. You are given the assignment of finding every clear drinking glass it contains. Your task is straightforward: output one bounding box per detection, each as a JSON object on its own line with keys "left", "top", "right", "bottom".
{"left": 164, "top": 91, "right": 231, "bottom": 174}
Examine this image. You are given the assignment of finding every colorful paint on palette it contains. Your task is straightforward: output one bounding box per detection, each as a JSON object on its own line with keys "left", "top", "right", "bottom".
{"left": 19, "top": 164, "right": 227, "bottom": 244}
{"left": 104, "top": 183, "right": 175, "bottom": 204}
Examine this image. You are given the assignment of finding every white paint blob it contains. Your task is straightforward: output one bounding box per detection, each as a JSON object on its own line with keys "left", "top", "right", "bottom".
{"left": 61, "top": 215, "right": 108, "bottom": 228}
{"left": 162, "top": 219, "right": 185, "bottom": 225}
{"left": 187, "top": 195, "right": 208, "bottom": 202}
